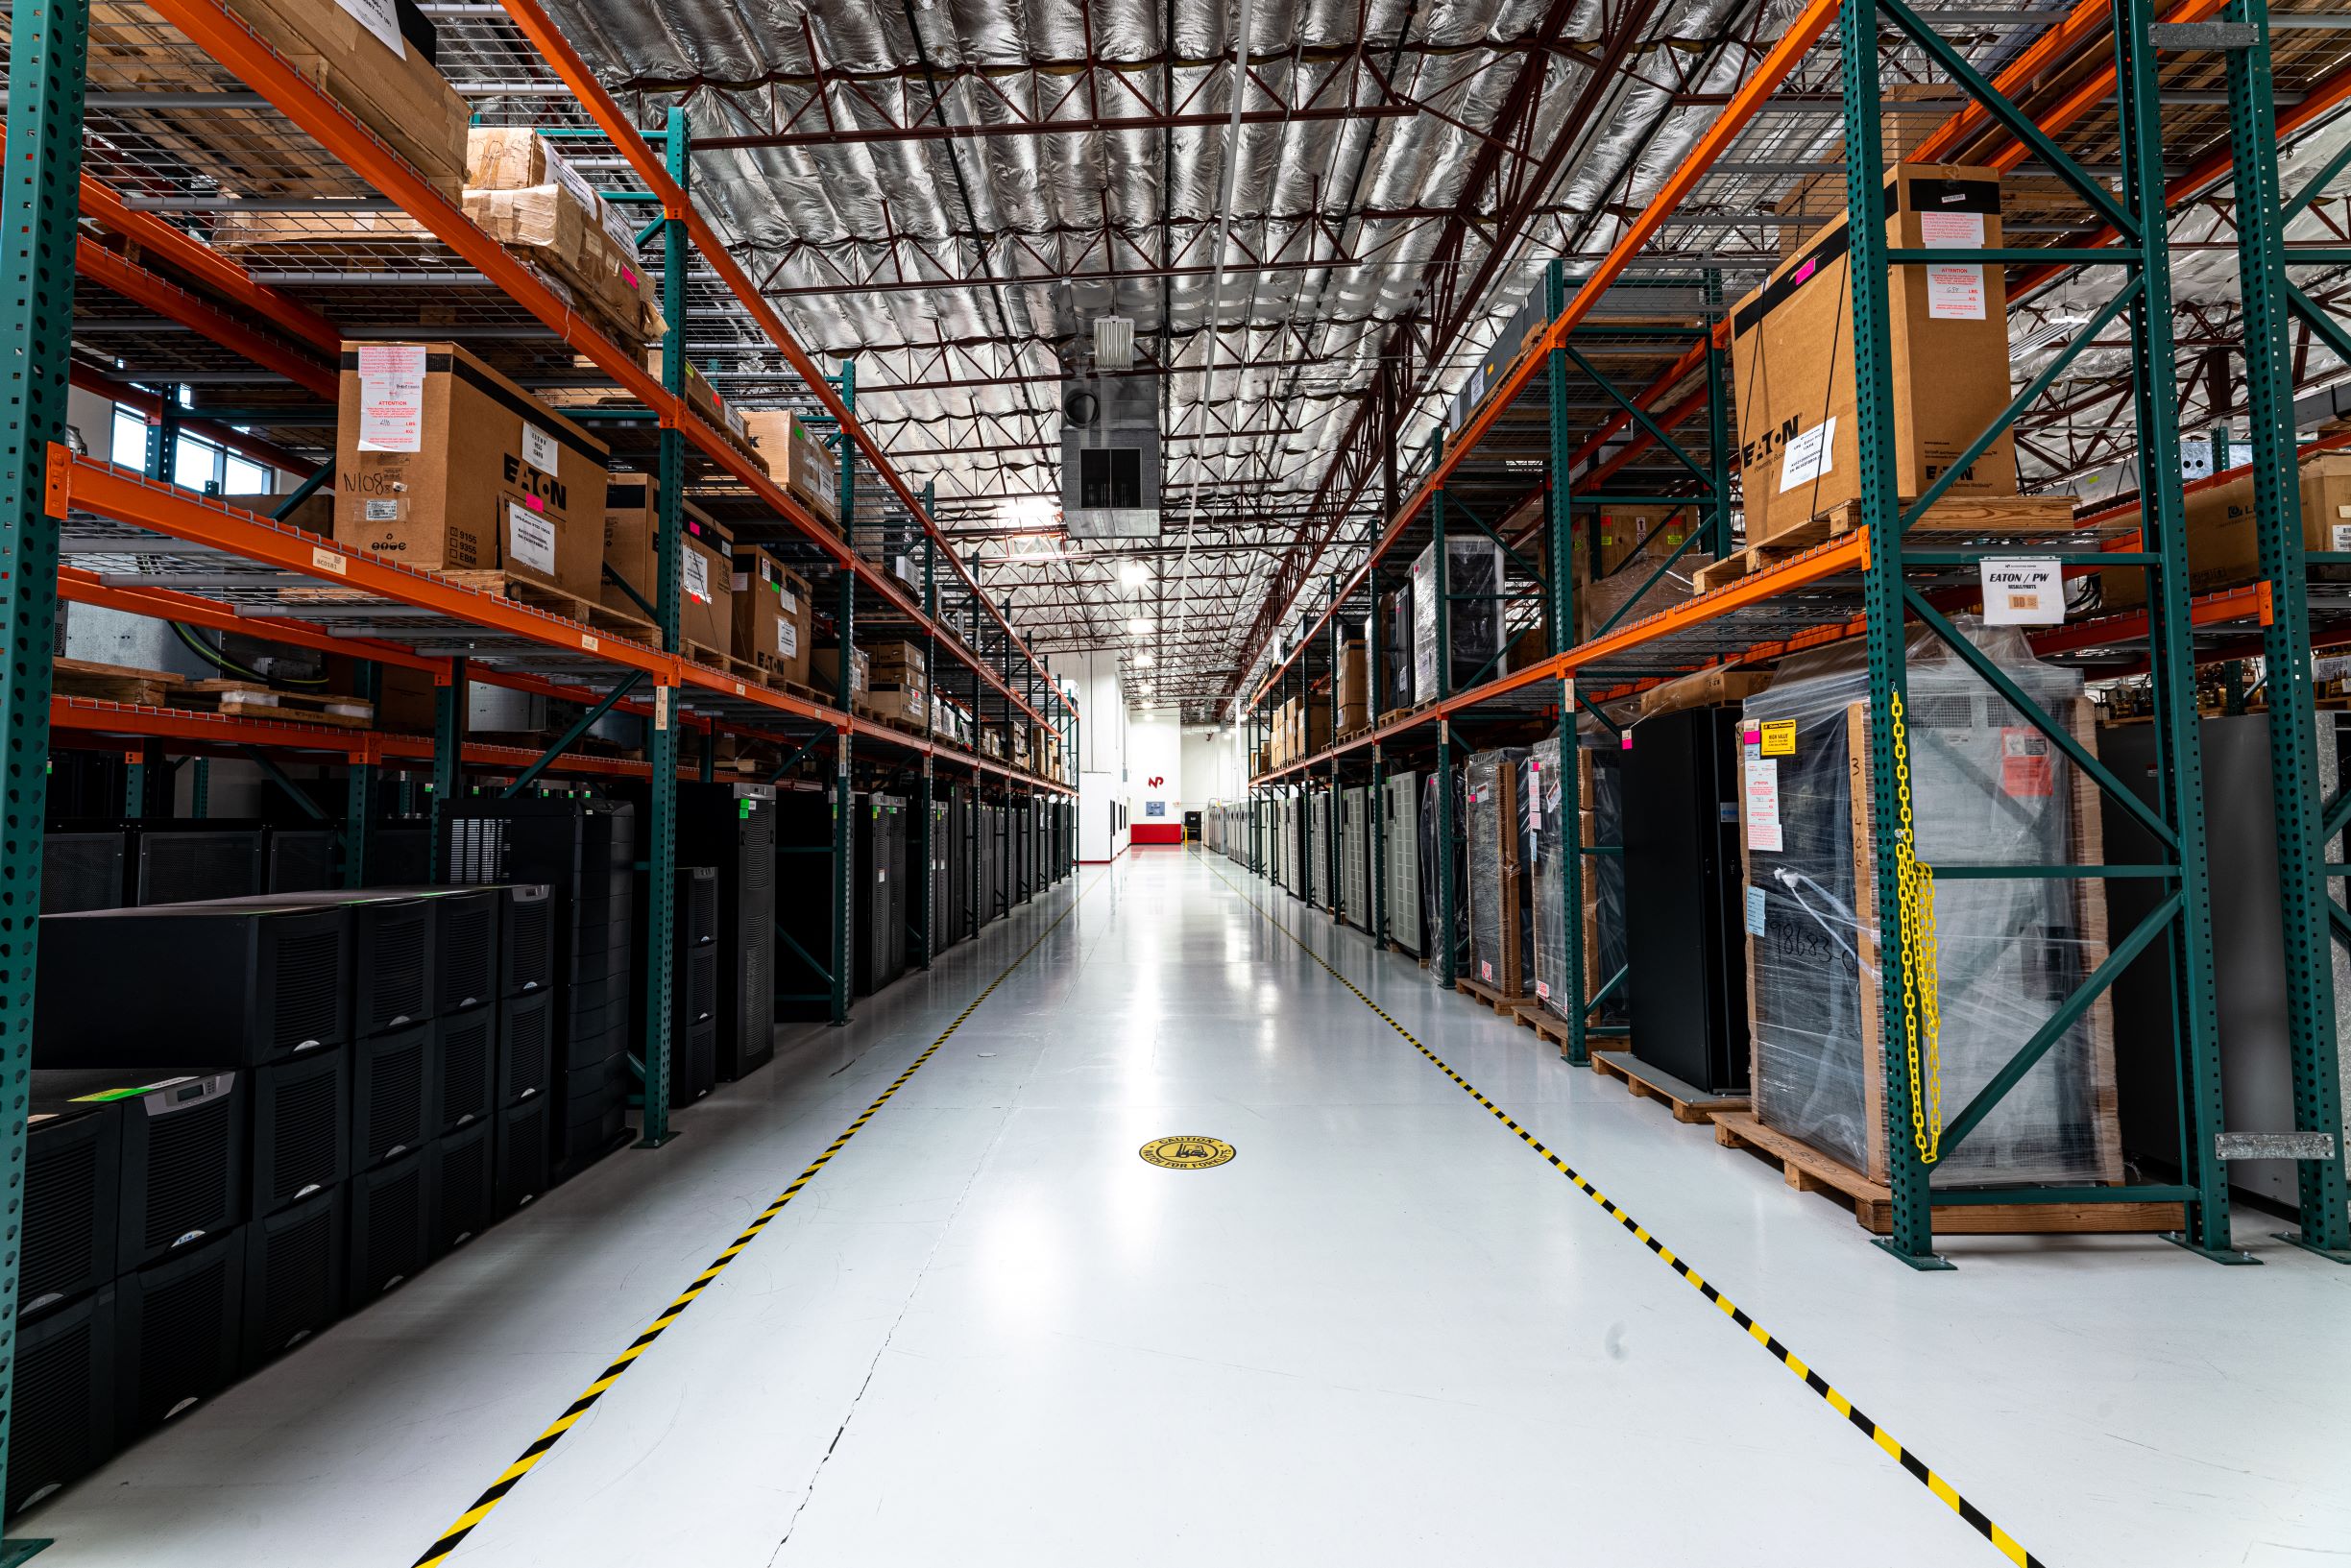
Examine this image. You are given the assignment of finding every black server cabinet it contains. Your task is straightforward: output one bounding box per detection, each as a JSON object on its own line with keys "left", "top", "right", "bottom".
{"left": 501, "top": 883, "right": 554, "bottom": 999}
{"left": 631, "top": 864, "right": 718, "bottom": 1108}
{"left": 240, "top": 1188, "right": 343, "bottom": 1370}
{"left": 495, "top": 1095, "right": 549, "bottom": 1217}
{"left": 12, "top": 1288, "right": 115, "bottom": 1514}
{"left": 428, "top": 887, "right": 500, "bottom": 1016}
{"left": 115, "top": 1229, "right": 245, "bottom": 1436}
{"left": 498, "top": 989, "right": 553, "bottom": 1107}
{"left": 345, "top": 1145, "right": 429, "bottom": 1309}
{"left": 428, "top": 1121, "right": 496, "bottom": 1257}
{"left": 436, "top": 1008, "right": 496, "bottom": 1133}
{"left": 675, "top": 782, "right": 778, "bottom": 1081}
{"left": 1011, "top": 805, "right": 1031, "bottom": 905}
{"left": 351, "top": 1023, "right": 433, "bottom": 1170}
{"left": 23, "top": 1091, "right": 122, "bottom": 1318}
{"left": 133, "top": 820, "right": 267, "bottom": 905}
{"left": 853, "top": 794, "right": 906, "bottom": 996}
{"left": 373, "top": 825, "right": 431, "bottom": 885}
{"left": 250, "top": 1050, "right": 350, "bottom": 1217}
{"left": 36, "top": 904, "right": 352, "bottom": 1069}
{"left": 1620, "top": 707, "right": 1750, "bottom": 1096}
{"left": 772, "top": 787, "right": 842, "bottom": 1023}
{"left": 42, "top": 826, "right": 129, "bottom": 913}
{"left": 265, "top": 827, "right": 338, "bottom": 892}
{"left": 441, "top": 801, "right": 635, "bottom": 1182}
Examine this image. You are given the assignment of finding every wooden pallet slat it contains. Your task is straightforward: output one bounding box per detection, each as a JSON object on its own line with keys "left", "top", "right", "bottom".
{"left": 1589, "top": 1050, "right": 1747, "bottom": 1125}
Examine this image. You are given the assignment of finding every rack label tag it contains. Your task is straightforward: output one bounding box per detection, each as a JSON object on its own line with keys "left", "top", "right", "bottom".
{"left": 1979, "top": 557, "right": 2063, "bottom": 624}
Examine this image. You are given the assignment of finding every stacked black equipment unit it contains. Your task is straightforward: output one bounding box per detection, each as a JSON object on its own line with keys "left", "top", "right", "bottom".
{"left": 496, "top": 884, "right": 555, "bottom": 1214}
{"left": 853, "top": 793, "right": 907, "bottom": 996}
{"left": 441, "top": 799, "right": 636, "bottom": 1183}
{"left": 265, "top": 827, "right": 339, "bottom": 891}
{"left": 12, "top": 1285, "right": 114, "bottom": 1514}
{"left": 773, "top": 787, "right": 841, "bottom": 1023}
{"left": 36, "top": 904, "right": 353, "bottom": 1069}
{"left": 1011, "top": 802, "right": 1032, "bottom": 905}
{"left": 114, "top": 1227, "right": 245, "bottom": 1438}
{"left": 674, "top": 781, "right": 778, "bottom": 1081}
{"left": 632, "top": 864, "right": 719, "bottom": 1109}
{"left": 241, "top": 1189, "right": 342, "bottom": 1369}
{"left": 374, "top": 825, "right": 432, "bottom": 884}
{"left": 981, "top": 803, "right": 1006, "bottom": 926}
{"left": 427, "top": 1120, "right": 495, "bottom": 1258}
{"left": 132, "top": 820, "right": 266, "bottom": 905}
{"left": 42, "top": 824, "right": 130, "bottom": 913}
{"left": 1620, "top": 707, "right": 1751, "bottom": 1097}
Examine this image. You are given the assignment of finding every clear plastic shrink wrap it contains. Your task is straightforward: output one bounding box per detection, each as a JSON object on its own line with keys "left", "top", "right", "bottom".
{"left": 1738, "top": 618, "right": 2123, "bottom": 1188}
{"left": 1466, "top": 749, "right": 1531, "bottom": 993}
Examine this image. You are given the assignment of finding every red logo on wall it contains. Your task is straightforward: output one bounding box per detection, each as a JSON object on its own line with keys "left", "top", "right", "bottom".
{"left": 1148, "top": 776, "right": 1164, "bottom": 787}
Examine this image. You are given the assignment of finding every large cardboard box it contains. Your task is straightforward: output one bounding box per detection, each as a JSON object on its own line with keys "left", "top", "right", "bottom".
{"left": 1337, "top": 640, "right": 1369, "bottom": 724}
{"left": 463, "top": 182, "right": 662, "bottom": 349}
{"left": 217, "top": 0, "right": 469, "bottom": 197}
{"left": 862, "top": 639, "right": 928, "bottom": 692}
{"left": 600, "top": 475, "right": 729, "bottom": 645}
{"left": 2099, "top": 454, "right": 2351, "bottom": 612}
{"left": 335, "top": 341, "right": 608, "bottom": 599}
{"left": 1595, "top": 506, "right": 1696, "bottom": 577}
{"left": 867, "top": 685, "right": 927, "bottom": 728}
{"left": 731, "top": 546, "right": 812, "bottom": 685}
{"left": 813, "top": 646, "right": 868, "bottom": 703}
{"left": 739, "top": 410, "right": 840, "bottom": 528}
{"left": 1731, "top": 165, "right": 2017, "bottom": 544}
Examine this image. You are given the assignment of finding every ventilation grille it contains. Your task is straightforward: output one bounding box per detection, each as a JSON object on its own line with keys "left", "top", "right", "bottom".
{"left": 441, "top": 1014, "right": 493, "bottom": 1127}
{"left": 139, "top": 832, "right": 260, "bottom": 904}
{"left": 743, "top": 814, "right": 774, "bottom": 892}
{"left": 436, "top": 1138, "right": 491, "bottom": 1246}
{"left": 743, "top": 938, "right": 774, "bottom": 1041}
{"left": 508, "top": 899, "right": 552, "bottom": 991}
{"left": 267, "top": 831, "right": 337, "bottom": 892}
{"left": 368, "top": 907, "right": 431, "bottom": 1030}
{"left": 355, "top": 1166, "right": 423, "bottom": 1296}
{"left": 266, "top": 1068, "right": 341, "bottom": 1207}
{"left": 24, "top": 1136, "right": 99, "bottom": 1308}
{"left": 255, "top": 1207, "right": 334, "bottom": 1356}
{"left": 440, "top": 901, "right": 495, "bottom": 1010}
{"left": 43, "top": 834, "right": 124, "bottom": 913}
{"left": 134, "top": 1249, "right": 230, "bottom": 1427}
{"left": 11, "top": 1313, "right": 99, "bottom": 1514}
{"left": 504, "top": 998, "right": 551, "bottom": 1100}
{"left": 441, "top": 818, "right": 508, "bottom": 885}
{"left": 273, "top": 929, "right": 346, "bottom": 1051}
{"left": 361, "top": 1037, "right": 426, "bottom": 1164}
{"left": 685, "top": 948, "right": 718, "bottom": 1024}
{"left": 498, "top": 1105, "right": 546, "bottom": 1204}
{"left": 687, "top": 874, "right": 717, "bottom": 945}
{"left": 144, "top": 1099, "right": 231, "bottom": 1251}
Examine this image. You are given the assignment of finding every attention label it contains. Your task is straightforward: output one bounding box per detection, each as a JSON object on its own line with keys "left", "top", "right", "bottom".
{"left": 1139, "top": 1135, "right": 1236, "bottom": 1170}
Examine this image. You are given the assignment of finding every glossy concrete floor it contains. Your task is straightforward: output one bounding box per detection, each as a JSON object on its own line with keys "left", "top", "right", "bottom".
{"left": 24, "top": 848, "right": 2351, "bottom": 1566}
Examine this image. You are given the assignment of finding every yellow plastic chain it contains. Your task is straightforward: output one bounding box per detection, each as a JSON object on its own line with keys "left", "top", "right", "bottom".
{"left": 1887, "top": 690, "right": 1944, "bottom": 1165}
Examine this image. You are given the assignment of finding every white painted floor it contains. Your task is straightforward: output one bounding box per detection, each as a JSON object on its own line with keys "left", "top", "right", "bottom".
{"left": 24, "top": 848, "right": 2351, "bottom": 1566}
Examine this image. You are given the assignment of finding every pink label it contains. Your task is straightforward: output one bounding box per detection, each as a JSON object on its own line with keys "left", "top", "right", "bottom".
{"left": 525, "top": 495, "right": 545, "bottom": 512}
{"left": 1792, "top": 257, "right": 1818, "bottom": 285}
{"left": 621, "top": 266, "right": 640, "bottom": 289}
{"left": 1620, "top": 734, "right": 1634, "bottom": 750}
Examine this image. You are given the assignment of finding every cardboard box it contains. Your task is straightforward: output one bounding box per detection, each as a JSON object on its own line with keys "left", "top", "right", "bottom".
{"left": 813, "top": 646, "right": 868, "bottom": 703}
{"left": 862, "top": 639, "right": 929, "bottom": 691}
{"left": 1579, "top": 533, "right": 1712, "bottom": 641}
{"left": 1303, "top": 701, "right": 1333, "bottom": 755}
{"left": 218, "top": 0, "right": 469, "bottom": 197}
{"left": 1337, "top": 640, "right": 1369, "bottom": 718}
{"left": 1595, "top": 507, "right": 1696, "bottom": 577}
{"left": 1731, "top": 164, "right": 2017, "bottom": 544}
{"left": 375, "top": 663, "right": 440, "bottom": 736}
{"left": 731, "top": 546, "right": 812, "bottom": 685}
{"left": 334, "top": 341, "right": 609, "bottom": 599}
{"left": 740, "top": 409, "right": 840, "bottom": 528}
{"left": 2098, "top": 454, "right": 2351, "bottom": 612}
{"left": 1637, "top": 665, "right": 1775, "bottom": 720}
{"left": 867, "top": 685, "right": 926, "bottom": 727}
{"left": 463, "top": 181, "right": 662, "bottom": 349}
{"left": 600, "top": 475, "right": 729, "bottom": 644}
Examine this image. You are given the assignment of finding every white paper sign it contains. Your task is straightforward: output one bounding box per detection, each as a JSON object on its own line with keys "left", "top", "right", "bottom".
{"left": 507, "top": 501, "right": 555, "bottom": 577}
{"left": 1979, "top": 557, "right": 2065, "bottom": 625}
{"left": 778, "top": 615, "right": 797, "bottom": 659}
{"left": 1745, "top": 884, "right": 1768, "bottom": 936}
{"left": 1927, "top": 264, "right": 1986, "bottom": 320}
{"left": 1744, "top": 758, "right": 1782, "bottom": 853}
{"left": 683, "top": 548, "right": 711, "bottom": 604}
{"left": 779, "top": 587, "right": 798, "bottom": 615}
{"left": 334, "top": 0, "right": 407, "bottom": 58}
{"left": 521, "top": 422, "right": 560, "bottom": 475}
{"left": 1778, "top": 416, "right": 1836, "bottom": 493}
{"left": 356, "top": 344, "right": 426, "bottom": 452}
{"left": 1919, "top": 210, "right": 1984, "bottom": 248}
{"left": 2334, "top": 524, "right": 2351, "bottom": 553}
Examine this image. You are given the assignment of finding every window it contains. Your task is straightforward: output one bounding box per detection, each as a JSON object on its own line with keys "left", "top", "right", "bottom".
{"left": 110, "top": 402, "right": 277, "bottom": 496}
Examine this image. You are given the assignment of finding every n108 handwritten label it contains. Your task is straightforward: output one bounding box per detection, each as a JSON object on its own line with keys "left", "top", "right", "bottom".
{"left": 1978, "top": 557, "right": 2064, "bottom": 625}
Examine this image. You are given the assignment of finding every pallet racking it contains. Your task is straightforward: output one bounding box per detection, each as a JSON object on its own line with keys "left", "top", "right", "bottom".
{"left": 1, "top": 0, "right": 1083, "bottom": 1509}
{"left": 1243, "top": 0, "right": 2351, "bottom": 1269}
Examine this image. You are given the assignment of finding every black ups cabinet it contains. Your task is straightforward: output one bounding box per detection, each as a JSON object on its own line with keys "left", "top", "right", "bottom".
{"left": 116, "top": 1228, "right": 245, "bottom": 1437}
{"left": 133, "top": 820, "right": 268, "bottom": 905}
{"left": 1620, "top": 707, "right": 1750, "bottom": 1097}
{"left": 674, "top": 781, "right": 778, "bottom": 1081}
{"left": 933, "top": 786, "right": 972, "bottom": 952}
{"left": 42, "top": 825, "right": 129, "bottom": 913}
{"left": 440, "top": 799, "right": 635, "bottom": 1182}
{"left": 30, "top": 1071, "right": 244, "bottom": 1282}
{"left": 241, "top": 1187, "right": 342, "bottom": 1371}
{"left": 773, "top": 788, "right": 842, "bottom": 1023}
{"left": 36, "top": 904, "right": 352, "bottom": 1069}
{"left": 631, "top": 864, "right": 718, "bottom": 1109}
{"left": 12, "top": 1288, "right": 116, "bottom": 1513}
{"left": 979, "top": 805, "right": 1006, "bottom": 926}
{"left": 854, "top": 794, "right": 907, "bottom": 996}
{"left": 209, "top": 890, "right": 436, "bottom": 1038}
{"left": 266, "top": 827, "right": 338, "bottom": 892}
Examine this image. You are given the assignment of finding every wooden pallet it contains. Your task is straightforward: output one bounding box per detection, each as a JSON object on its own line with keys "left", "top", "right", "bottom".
{"left": 182, "top": 679, "right": 376, "bottom": 730}
{"left": 53, "top": 657, "right": 182, "bottom": 707}
{"left": 1694, "top": 494, "right": 2084, "bottom": 593}
{"left": 682, "top": 640, "right": 764, "bottom": 684}
{"left": 1589, "top": 1050, "right": 1747, "bottom": 1125}
{"left": 1454, "top": 975, "right": 1532, "bottom": 1017}
{"left": 1709, "top": 1112, "right": 2185, "bottom": 1236}
{"left": 438, "top": 571, "right": 661, "bottom": 642}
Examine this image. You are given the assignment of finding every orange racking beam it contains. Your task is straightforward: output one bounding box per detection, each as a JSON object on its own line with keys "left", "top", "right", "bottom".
{"left": 57, "top": 566, "right": 439, "bottom": 672}
{"left": 489, "top": 0, "right": 1068, "bottom": 716}
{"left": 76, "top": 237, "right": 337, "bottom": 398}
{"left": 145, "top": 0, "right": 1059, "bottom": 734}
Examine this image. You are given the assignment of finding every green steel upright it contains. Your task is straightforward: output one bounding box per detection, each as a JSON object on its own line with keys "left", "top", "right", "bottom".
{"left": 919, "top": 484, "right": 936, "bottom": 968}
{"left": 636, "top": 104, "right": 691, "bottom": 1145}
{"left": 0, "top": 0, "right": 87, "bottom": 1539}
{"left": 1545, "top": 258, "right": 1591, "bottom": 1064}
{"left": 2226, "top": 0, "right": 2350, "bottom": 1259}
{"left": 830, "top": 362, "right": 857, "bottom": 1024}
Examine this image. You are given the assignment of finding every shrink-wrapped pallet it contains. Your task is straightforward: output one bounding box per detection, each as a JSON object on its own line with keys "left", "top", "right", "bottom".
{"left": 1738, "top": 620, "right": 2122, "bottom": 1188}
{"left": 1465, "top": 749, "right": 1531, "bottom": 995}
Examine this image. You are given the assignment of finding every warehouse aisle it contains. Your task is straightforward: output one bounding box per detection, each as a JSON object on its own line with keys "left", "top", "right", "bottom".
{"left": 25, "top": 850, "right": 2351, "bottom": 1566}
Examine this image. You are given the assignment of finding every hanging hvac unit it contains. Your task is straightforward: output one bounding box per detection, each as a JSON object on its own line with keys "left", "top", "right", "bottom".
{"left": 1059, "top": 374, "right": 1160, "bottom": 540}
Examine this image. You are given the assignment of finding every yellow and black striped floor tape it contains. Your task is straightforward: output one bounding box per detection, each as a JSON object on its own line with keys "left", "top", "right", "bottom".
{"left": 1198, "top": 854, "right": 2044, "bottom": 1568}
{"left": 412, "top": 877, "right": 1095, "bottom": 1568}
